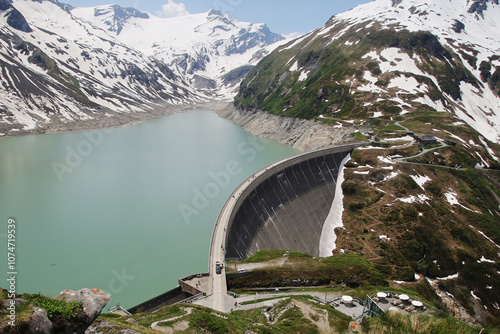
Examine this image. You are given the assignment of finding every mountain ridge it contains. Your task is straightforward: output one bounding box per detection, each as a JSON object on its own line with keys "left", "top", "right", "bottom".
{"left": 71, "top": 4, "right": 287, "bottom": 97}
{"left": 0, "top": 0, "right": 290, "bottom": 134}
{"left": 0, "top": 0, "right": 202, "bottom": 133}
{"left": 236, "top": 0, "right": 500, "bottom": 144}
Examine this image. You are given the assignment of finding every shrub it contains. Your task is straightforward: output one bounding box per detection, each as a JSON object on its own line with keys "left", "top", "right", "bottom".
{"left": 191, "top": 311, "right": 228, "bottom": 334}
{"left": 22, "top": 293, "right": 82, "bottom": 321}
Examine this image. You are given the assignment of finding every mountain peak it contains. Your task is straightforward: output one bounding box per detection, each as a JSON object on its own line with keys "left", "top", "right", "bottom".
{"left": 208, "top": 9, "right": 224, "bottom": 17}
{"left": 93, "top": 4, "right": 149, "bottom": 34}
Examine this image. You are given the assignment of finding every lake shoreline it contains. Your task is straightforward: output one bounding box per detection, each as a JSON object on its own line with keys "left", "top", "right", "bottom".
{"left": 215, "top": 103, "right": 355, "bottom": 152}
{"left": 0, "top": 100, "right": 231, "bottom": 139}
{"left": 1, "top": 100, "right": 357, "bottom": 155}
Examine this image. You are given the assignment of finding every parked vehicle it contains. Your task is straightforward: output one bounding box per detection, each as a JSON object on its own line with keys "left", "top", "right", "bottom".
{"left": 216, "top": 261, "right": 222, "bottom": 274}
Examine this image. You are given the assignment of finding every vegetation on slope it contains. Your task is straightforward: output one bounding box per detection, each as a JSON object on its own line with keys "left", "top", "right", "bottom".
{"left": 362, "top": 310, "right": 491, "bottom": 334}
{"left": 234, "top": 22, "right": 484, "bottom": 121}
{"left": 0, "top": 290, "right": 86, "bottom": 333}
{"left": 93, "top": 297, "right": 494, "bottom": 334}
{"left": 339, "top": 137, "right": 500, "bottom": 322}
{"left": 229, "top": 251, "right": 387, "bottom": 290}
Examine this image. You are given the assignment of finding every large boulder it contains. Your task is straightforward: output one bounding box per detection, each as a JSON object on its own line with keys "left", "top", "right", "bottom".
{"left": 55, "top": 288, "right": 111, "bottom": 326}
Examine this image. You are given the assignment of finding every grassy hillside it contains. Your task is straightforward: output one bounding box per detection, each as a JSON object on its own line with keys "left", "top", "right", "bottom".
{"left": 230, "top": 252, "right": 387, "bottom": 289}
{"left": 88, "top": 294, "right": 496, "bottom": 333}
{"left": 234, "top": 23, "right": 488, "bottom": 121}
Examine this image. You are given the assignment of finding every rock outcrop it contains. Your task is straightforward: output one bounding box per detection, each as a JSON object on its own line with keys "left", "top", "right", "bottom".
{"left": 56, "top": 288, "right": 111, "bottom": 328}
{"left": 0, "top": 288, "right": 110, "bottom": 334}
{"left": 27, "top": 307, "right": 53, "bottom": 334}
{"left": 216, "top": 104, "right": 354, "bottom": 152}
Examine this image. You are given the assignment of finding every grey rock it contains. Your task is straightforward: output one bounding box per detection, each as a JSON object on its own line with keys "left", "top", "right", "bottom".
{"left": 56, "top": 288, "right": 111, "bottom": 324}
{"left": 217, "top": 104, "right": 353, "bottom": 152}
{"left": 27, "top": 307, "right": 54, "bottom": 334}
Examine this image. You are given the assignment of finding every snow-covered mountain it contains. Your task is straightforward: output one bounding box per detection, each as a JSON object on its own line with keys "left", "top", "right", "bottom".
{"left": 332, "top": 0, "right": 500, "bottom": 143}
{"left": 236, "top": 0, "right": 500, "bottom": 144}
{"left": 71, "top": 6, "right": 286, "bottom": 97}
{"left": 0, "top": 0, "right": 285, "bottom": 133}
{"left": 0, "top": 0, "right": 201, "bottom": 132}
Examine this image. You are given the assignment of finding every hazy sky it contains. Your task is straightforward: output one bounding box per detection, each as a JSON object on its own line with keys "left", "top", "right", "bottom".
{"left": 63, "top": 0, "right": 373, "bottom": 35}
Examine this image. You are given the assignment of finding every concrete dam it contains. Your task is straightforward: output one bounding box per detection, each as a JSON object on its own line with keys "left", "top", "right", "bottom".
{"left": 127, "top": 143, "right": 368, "bottom": 314}
{"left": 222, "top": 143, "right": 367, "bottom": 260}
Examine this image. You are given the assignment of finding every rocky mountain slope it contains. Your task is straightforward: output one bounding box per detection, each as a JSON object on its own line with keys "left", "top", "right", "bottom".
{"left": 233, "top": 0, "right": 500, "bottom": 325}
{"left": 235, "top": 0, "right": 500, "bottom": 144}
{"left": 0, "top": 0, "right": 203, "bottom": 134}
{"left": 71, "top": 5, "right": 286, "bottom": 98}
{"left": 0, "top": 0, "right": 286, "bottom": 134}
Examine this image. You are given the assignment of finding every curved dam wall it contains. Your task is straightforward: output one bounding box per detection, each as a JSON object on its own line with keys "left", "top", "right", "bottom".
{"left": 224, "top": 143, "right": 366, "bottom": 260}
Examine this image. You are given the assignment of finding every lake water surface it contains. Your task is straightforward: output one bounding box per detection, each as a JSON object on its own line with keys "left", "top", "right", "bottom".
{"left": 0, "top": 110, "right": 298, "bottom": 309}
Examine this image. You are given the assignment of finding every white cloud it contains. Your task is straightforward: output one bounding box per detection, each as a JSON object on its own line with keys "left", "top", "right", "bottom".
{"left": 283, "top": 32, "right": 303, "bottom": 40}
{"left": 156, "top": 0, "right": 189, "bottom": 18}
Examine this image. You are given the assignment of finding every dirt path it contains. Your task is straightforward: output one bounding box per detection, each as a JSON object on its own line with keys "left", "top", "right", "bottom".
{"left": 150, "top": 307, "right": 193, "bottom": 333}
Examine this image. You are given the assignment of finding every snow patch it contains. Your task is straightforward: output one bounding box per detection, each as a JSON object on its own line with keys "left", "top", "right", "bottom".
{"left": 443, "top": 130, "right": 468, "bottom": 146}
{"left": 383, "top": 171, "right": 399, "bottom": 181}
{"left": 297, "top": 70, "right": 310, "bottom": 82}
{"left": 477, "top": 256, "right": 496, "bottom": 264}
{"left": 469, "top": 225, "right": 500, "bottom": 249}
{"left": 320, "top": 154, "right": 351, "bottom": 256}
{"left": 479, "top": 136, "right": 499, "bottom": 161}
{"left": 378, "top": 156, "right": 395, "bottom": 164}
{"left": 436, "top": 273, "right": 459, "bottom": 281}
{"left": 456, "top": 82, "right": 500, "bottom": 144}
{"left": 399, "top": 194, "right": 430, "bottom": 204}
{"left": 410, "top": 174, "right": 431, "bottom": 190}
{"left": 471, "top": 291, "right": 481, "bottom": 301}
{"left": 445, "top": 189, "right": 479, "bottom": 212}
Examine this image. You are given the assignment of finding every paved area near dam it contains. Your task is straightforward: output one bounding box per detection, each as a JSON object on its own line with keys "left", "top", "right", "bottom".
{"left": 198, "top": 143, "right": 368, "bottom": 312}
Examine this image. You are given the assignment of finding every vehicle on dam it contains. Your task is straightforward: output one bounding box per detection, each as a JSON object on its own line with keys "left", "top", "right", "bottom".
{"left": 216, "top": 261, "right": 222, "bottom": 274}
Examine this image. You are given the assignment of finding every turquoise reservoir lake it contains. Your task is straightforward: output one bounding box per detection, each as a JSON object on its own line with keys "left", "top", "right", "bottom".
{"left": 0, "top": 110, "right": 298, "bottom": 309}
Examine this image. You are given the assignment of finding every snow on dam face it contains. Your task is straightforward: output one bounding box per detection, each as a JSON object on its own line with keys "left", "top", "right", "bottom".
{"left": 223, "top": 143, "right": 365, "bottom": 260}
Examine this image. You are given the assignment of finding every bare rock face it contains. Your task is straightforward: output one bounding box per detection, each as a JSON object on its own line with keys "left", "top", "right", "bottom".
{"left": 27, "top": 307, "right": 53, "bottom": 334}
{"left": 55, "top": 288, "right": 111, "bottom": 326}
{"left": 216, "top": 104, "right": 354, "bottom": 152}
